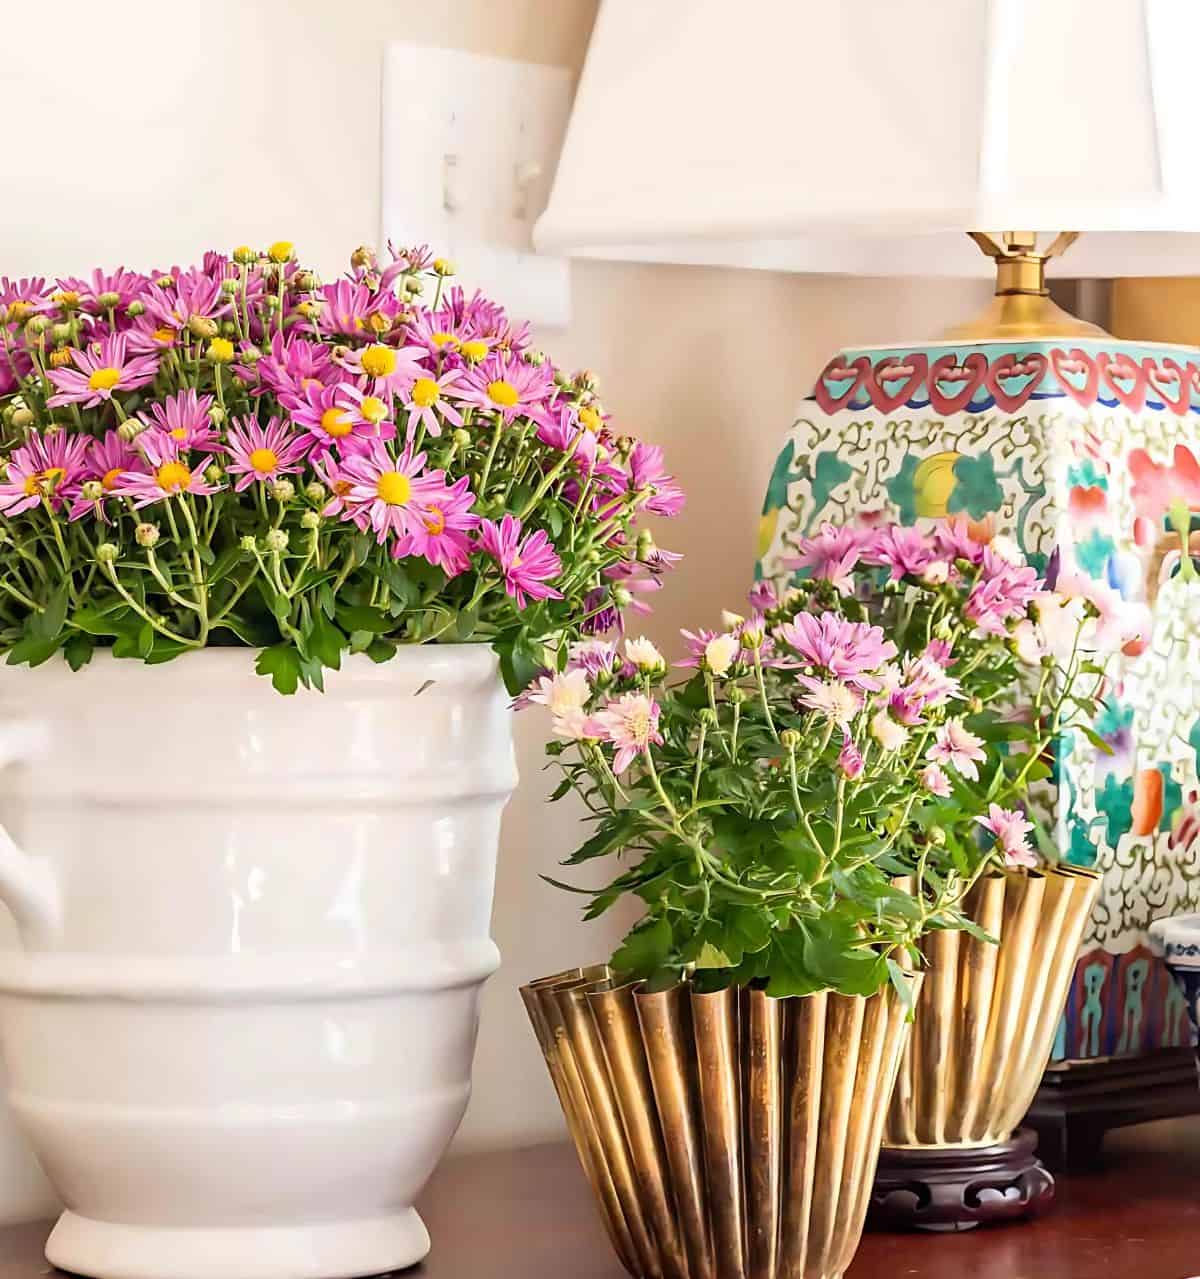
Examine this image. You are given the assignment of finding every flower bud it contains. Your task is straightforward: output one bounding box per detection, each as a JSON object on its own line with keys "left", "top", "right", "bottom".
{"left": 205, "top": 465, "right": 223, "bottom": 485}
{"left": 239, "top": 535, "right": 258, "bottom": 552}
{"left": 727, "top": 684, "right": 748, "bottom": 705}
{"left": 304, "top": 481, "right": 326, "bottom": 504}
{"left": 779, "top": 729, "right": 802, "bottom": 751}
{"left": 239, "top": 345, "right": 263, "bottom": 365}
{"left": 97, "top": 291, "right": 121, "bottom": 310}
{"left": 292, "top": 270, "right": 316, "bottom": 292}
{"left": 188, "top": 315, "right": 219, "bottom": 339}
{"left": 927, "top": 826, "right": 947, "bottom": 847}
{"left": 220, "top": 278, "right": 239, "bottom": 297}
{"left": 135, "top": 523, "right": 160, "bottom": 548}
{"left": 209, "top": 405, "right": 226, "bottom": 425}
{"left": 24, "top": 315, "right": 48, "bottom": 336}
{"left": 301, "top": 509, "right": 321, "bottom": 530}
{"left": 270, "top": 479, "right": 295, "bottom": 503}
{"left": 432, "top": 257, "right": 455, "bottom": 276}
{"left": 80, "top": 480, "right": 104, "bottom": 501}
{"left": 264, "top": 528, "right": 289, "bottom": 553}
{"left": 117, "top": 421, "right": 143, "bottom": 443}
{"left": 402, "top": 275, "right": 423, "bottom": 296}
{"left": 233, "top": 245, "right": 257, "bottom": 265}
{"left": 263, "top": 295, "right": 281, "bottom": 312}
{"left": 268, "top": 241, "right": 294, "bottom": 264}
{"left": 613, "top": 586, "right": 633, "bottom": 608}
{"left": 699, "top": 708, "right": 720, "bottom": 729}
{"left": 10, "top": 407, "right": 34, "bottom": 429}
{"left": 207, "top": 337, "right": 235, "bottom": 363}
{"left": 523, "top": 349, "right": 546, "bottom": 367}
{"left": 350, "top": 245, "right": 375, "bottom": 270}
{"left": 154, "top": 274, "right": 175, "bottom": 289}
{"left": 452, "top": 428, "right": 471, "bottom": 449}
{"left": 51, "top": 322, "right": 72, "bottom": 343}
{"left": 48, "top": 348, "right": 73, "bottom": 369}
{"left": 126, "top": 300, "right": 145, "bottom": 318}
{"left": 95, "top": 543, "right": 118, "bottom": 564}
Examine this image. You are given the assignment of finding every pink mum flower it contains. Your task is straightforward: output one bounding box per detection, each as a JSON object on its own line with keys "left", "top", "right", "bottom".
{"left": 538, "top": 405, "right": 599, "bottom": 471}
{"left": 748, "top": 580, "right": 778, "bottom": 612}
{"left": 113, "top": 434, "right": 220, "bottom": 508}
{"left": 798, "top": 680, "right": 862, "bottom": 727}
{"left": 142, "top": 267, "right": 230, "bottom": 333}
{"left": 785, "top": 522, "right": 873, "bottom": 594}
{"left": 591, "top": 692, "right": 663, "bottom": 773}
{"left": 290, "top": 382, "right": 379, "bottom": 452}
{"left": 405, "top": 474, "right": 479, "bottom": 577}
{"left": 0, "top": 432, "right": 90, "bottom": 515}
{"left": 138, "top": 390, "right": 221, "bottom": 452}
{"left": 976, "top": 803, "right": 1036, "bottom": 869}
{"left": 334, "top": 441, "right": 446, "bottom": 550}
{"left": 335, "top": 384, "right": 398, "bottom": 440}
{"left": 255, "top": 333, "right": 336, "bottom": 403}
{"left": 838, "top": 732, "right": 865, "bottom": 780}
{"left": 965, "top": 548, "right": 1041, "bottom": 636}
{"left": 459, "top": 354, "right": 553, "bottom": 424}
{"left": 340, "top": 342, "right": 427, "bottom": 395}
{"left": 476, "top": 514, "right": 563, "bottom": 607}
{"left": 933, "top": 517, "right": 989, "bottom": 566}
{"left": 68, "top": 431, "right": 146, "bottom": 522}
{"left": 927, "top": 719, "right": 987, "bottom": 781}
{"left": 863, "top": 525, "right": 934, "bottom": 581}
{"left": 57, "top": 266, "right": 149, "bottom": 314}
{"left": 225, "top": 415, "right": 312, "bottom": 491}
{"left": 921, "top": 762, "right": 953, "bottom": 797}
{"left": 888, "top": 654, "right": 962, "bottom": 725}
{"left": 401, "top": 369, "right": 464, "bottom": 439}
{"left": 775, "top": 612, "right": 898, "bottom": 689}
{"left": 628, "top": 443, "right": 685, "bottom": 517}
{"left": 47, "top": 334, "right": 160, "bottom": 408}
{"left": 315, "top": 280, "right": 398, "bottom": 339}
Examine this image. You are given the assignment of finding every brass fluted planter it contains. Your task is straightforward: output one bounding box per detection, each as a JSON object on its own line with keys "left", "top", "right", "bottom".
{"left": 522, "top": 967, "right": 919, "bottom": 1279}
{"left": 886, "top": 865, "right": 1101, "bottom": 1149}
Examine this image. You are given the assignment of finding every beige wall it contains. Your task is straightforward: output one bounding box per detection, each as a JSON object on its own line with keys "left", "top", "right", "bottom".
{"left": 0, "top": 0, "right": 992, "bottom": 1150}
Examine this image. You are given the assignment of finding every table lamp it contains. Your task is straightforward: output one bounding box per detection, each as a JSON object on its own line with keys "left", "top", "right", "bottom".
{"left": 537, "top": 0, "right": 1200, "bottom": 1214}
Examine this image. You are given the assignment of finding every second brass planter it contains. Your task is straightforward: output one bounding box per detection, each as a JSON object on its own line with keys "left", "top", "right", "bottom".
{"left": 523, "top": 967, "right": 919, "bottom": 1279}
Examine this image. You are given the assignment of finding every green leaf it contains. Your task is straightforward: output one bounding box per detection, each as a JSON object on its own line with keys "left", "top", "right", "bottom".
{"left": 5, "top": 634, "right": 61, "bottom": 667}
{"left": 62, "top": 633, "right": 94, "bottom": 672}
{"left": 31, "top": 584, "right": 69, "bottom": 643}
{"left": 255, "top": 643, "right": 302, "bottom": 695}
{"left": 366, "top": 637, "right": 397, "bottom": 664}
{"left": 70, "top": 601, "right": 134, "bottom": 636}
{"left": 611, "top": 917, "right": 673, "bottom": 978}
{"left": 307, "top": 610, "right": 345, "bottom": 671}
{"left": 335, "top": 605, "right": 392, "bottom": 634}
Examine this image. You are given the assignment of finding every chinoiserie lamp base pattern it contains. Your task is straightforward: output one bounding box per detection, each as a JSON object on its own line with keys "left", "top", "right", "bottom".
{"left": 523, "top": 968, "right": 918, "bottom": 1279}
{"left": 757, "top": 329, "right": 1200, "bottom": 1071}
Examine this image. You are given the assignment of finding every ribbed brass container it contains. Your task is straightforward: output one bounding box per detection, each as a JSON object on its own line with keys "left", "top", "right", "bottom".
{"left": 522, "top": 967, "right": 920, "bottom": 1279}
{"left": 885, "top": 865, "right": 1101, "bottom": 1148}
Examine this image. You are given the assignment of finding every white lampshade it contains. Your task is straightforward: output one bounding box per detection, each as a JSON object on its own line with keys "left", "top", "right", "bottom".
{"left": 538, "top": 0, "right": 1200, "bottom": 277}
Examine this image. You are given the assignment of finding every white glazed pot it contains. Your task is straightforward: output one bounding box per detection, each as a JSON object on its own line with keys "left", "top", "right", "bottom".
{"left": 0, "top": 647, "right": 515, "bottom": 1279}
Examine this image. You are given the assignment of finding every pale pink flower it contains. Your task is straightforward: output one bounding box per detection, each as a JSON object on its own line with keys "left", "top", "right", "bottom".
{"left": 838, "top": 732, "right": 865, "bottom": 779}
{"left": 799, "top": 680, "right": 861, "bottom": 727}
{"left": 927, "top": 720, "right": 987, "bottom": 781}
{"left": 591, "top": 692, "right": 663, "bottom": 773}
{"left": 976, "top": 803, "right": 1036, "bottom": 869}
{"left": 921, "top": 762, "right": 953, "bottom": 797}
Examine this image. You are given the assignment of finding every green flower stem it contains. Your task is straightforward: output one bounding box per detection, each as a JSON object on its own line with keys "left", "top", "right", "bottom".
{"left": 752, "top": 649, "right": 778, "bottom": 741}
{"left": 516, "top": 431, "right": 582, "bottom": 521}
{"left": 477, "top": 416, "right": 504, "bottom": 497}
{"left": 144, "top": 549, "right": 201, "bottom": 614}
{"left": 101, "top": 561, "right": 200, "bottom": 648}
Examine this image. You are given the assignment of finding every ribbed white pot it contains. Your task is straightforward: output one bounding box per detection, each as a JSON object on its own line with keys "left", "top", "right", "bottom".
{"left": 0, "top": 647, "right": 516, "bottom": 1279}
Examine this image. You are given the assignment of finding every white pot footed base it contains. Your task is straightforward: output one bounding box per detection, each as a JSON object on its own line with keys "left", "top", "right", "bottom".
{"left": 45, "top": 1209, "right": 431, "bottom": 1279}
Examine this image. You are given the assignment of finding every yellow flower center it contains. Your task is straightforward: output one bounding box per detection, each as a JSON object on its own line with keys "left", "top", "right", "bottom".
{"left": 460, "top": 339, "right": 488, "bottom": 363}
{"left": 53, "top": 290, "right": 79, "bottom": 307}
{"left": 208, "top": 338, "right": 235, "bottom": 363}
{"left": 320, "top": 407, "right": 353, "bottom": 438}
{"left": 8, "top": 301, "right": 30, "bottom": 322}
{"left": 366, "top": 312, "right": 391, "bottom": 335}
{"left": 88, "top": 366, "right": 122, "bottom": 392}
{"left": 42, "top": 467, "right": 65, "bottom": 489}
{"left": 102, "top": 467, "right": 122, "bottom": 491}
{"left": 170, "top": 427, "right": 187, "bottom": 441}
{"left": 579, "top": 405, "right": 602, "bottom": 434}
{"left": 358, "top": 395, "right": 388, "bottom": 424}
{"left": 360, "top": 345, "right": 396, "bottom": 378}
{"left": 153, "top": 326, "right": 174, "bottom": 346}
{"left": 376, "top": 471, "right": 412, "bottom": 506}
{"left": 156, "top": 461, "right": 193, "bottom": 493}
{"left": 22, "top": 476, "right": 39, "bottom": 496}
{"left": 49, "top": 349, "right": 74, "bottom": 368}
{"left": 410, "top": 377, "right": 440, "bottom": 408}
{"left": 430, "top": 331, "right": 458, "bottom": 348}
{"left": 423, "top": 506, "right": 446, "bottom": 535}
{"left": 487, "top": 379, "right": 519, "bottom": 408}
{"left": 249, "top": 447, "right": 279, "bottom": 474}
{"left": 268, "top": 240, "right": 294, "bottom": 263}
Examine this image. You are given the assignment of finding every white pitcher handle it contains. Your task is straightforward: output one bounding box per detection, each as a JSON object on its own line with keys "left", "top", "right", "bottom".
{"left": 0, "top": 722, "right": 60, "bottom": 946}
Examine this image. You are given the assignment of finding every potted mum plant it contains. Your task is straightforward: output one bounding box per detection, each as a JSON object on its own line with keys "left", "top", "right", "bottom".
{"left": 0, "top": 243, "right": 680, "bottom": 1279}
{"left": 522, "top": 520, "right": 1101, "bottom": 1279}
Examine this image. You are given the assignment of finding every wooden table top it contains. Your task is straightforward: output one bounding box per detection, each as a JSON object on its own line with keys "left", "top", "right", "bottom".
{"left": 4, "top": 1119, "right": 1200, "bottom": 1278}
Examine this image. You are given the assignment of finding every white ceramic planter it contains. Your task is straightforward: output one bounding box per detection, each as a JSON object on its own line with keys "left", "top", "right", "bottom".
{"left": 0, "top": 647, "right": 515, "bottom": 1279}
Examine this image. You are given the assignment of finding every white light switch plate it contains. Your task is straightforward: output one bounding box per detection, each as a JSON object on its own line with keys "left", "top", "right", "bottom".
{"left": 381, "top": 43, "right": 573, "bottom": 330}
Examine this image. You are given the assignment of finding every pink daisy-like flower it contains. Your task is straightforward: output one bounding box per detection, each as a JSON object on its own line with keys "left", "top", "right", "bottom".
{"left": 46, "top": 333, "right": 160, "bottom": 408}
{"left": 334, "top": 384, "right": 398, "bottom": 440}
{"left": 627, "top": 442, "right": 685, "bottom": 517}
{"left": 315, "top": 280, "right": 398, "bottom": 340}
{"left": 334, "top": 441, "right": 447, "bottom": 550}
{"left": 921, "top": 762, "right": 953, "bottom": 798}
{"left": 112, "top": 433, "right": 220, "bottom": 508}
{"left": 591, "top": 692, "right": 663, "bottom": 774}
{"left": 965, "top": 548, "right": 1041, "bottom": 636}
{"left": 933, "top": 517, "right": 989, "bottom": 566}
{"left": 927, "top": 719, "right": 987, "bottom": 781}
{"left": 976, "top": 803, "right": 1036, "bottom": 869}
{"left": 254, "top": 333, "right": 336, "bottom": 403}
{"left": 225, "top": 415, "right": 312, "bottom": 491}
{"left": 775, "top": 612, "right": 898, "bottom": 689}
{"left": 863, "top": 524, "right": 934, "bottom": 581}
{"left": 565, "top": 638, "right": 629, "bottom": 682}
{"left": 0, "top": 431, "right": 90, "bottom": 515}
{"left": 748, "top": 580, "right": 778, "bottom": 612}
{"left": 888, "top": 654, "right": 962, "bottom": 725}
{"left": 923, "top": 638, "right": 955, "bottom": 667}
{"left": 476, "top": 513, "right": 563, "bottom": 608}
{"left": 678, "top": 628, "right": 741, "bottom": 676}
{"left": 405, "top": 473, "right": 479, "bottom": 576}
{"left": 537, "top": 405, "right": 599, "bottom": 472}
{"left": 458, "top": 354, "right": 553, "bottom": 424}
{"left": 784, "top": 522, "right": 874, "bottom": 594}
{"left": 400, "top": 369, "right": 464, "bottom": 439}
{"left": 290, "top": 381, "right": 380, "bottom": 452}
{"left": 142, "top": 266, "right": 230, "bottom": 334}
{"left": 838, "top": 731, "right": 865, "bottom": 780}
{"left": 57, "top": 266, "right": 149, "bottom": 315}
{"left": 339, "top": 342, "right": 427, "bottom": 395}
{"left": 138, "top": 389, "right": 221, "bottom": 452}
{"left": 68, "top": 431, "right": 147, "bottom": 522}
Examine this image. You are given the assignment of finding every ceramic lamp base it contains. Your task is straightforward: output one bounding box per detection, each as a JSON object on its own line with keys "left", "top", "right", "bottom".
{"left": 43, "top": 1208, "right": 430, "bottom": 1279}
{"left": 867, "top": 1129, "right": 1054, "bottom": 1232}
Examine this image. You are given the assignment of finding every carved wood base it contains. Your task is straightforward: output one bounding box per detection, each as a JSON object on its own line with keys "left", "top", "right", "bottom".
{"left": 867, "top": 1129, "right": 1055, "bottom": 1232}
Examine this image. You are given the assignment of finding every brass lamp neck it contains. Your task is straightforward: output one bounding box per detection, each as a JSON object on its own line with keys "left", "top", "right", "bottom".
{"left": 939, "top": 231, "right": 1109, "bottom": 341}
